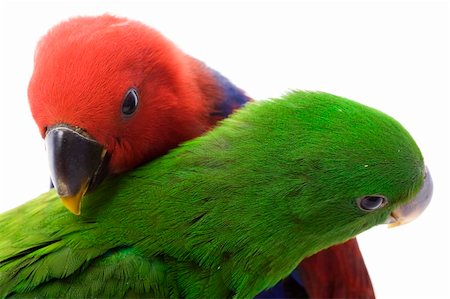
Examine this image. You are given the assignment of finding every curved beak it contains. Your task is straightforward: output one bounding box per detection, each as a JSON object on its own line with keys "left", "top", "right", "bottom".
{"left": 385, "top": 167, "right": 433, "bottom": 228}
{"left": 45, "top": 125, "right": 109, "bottom": 215}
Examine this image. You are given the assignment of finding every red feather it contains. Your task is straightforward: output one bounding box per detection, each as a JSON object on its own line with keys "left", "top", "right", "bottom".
{"left": 298, "top": 238, "right": 375, "bottom": 298}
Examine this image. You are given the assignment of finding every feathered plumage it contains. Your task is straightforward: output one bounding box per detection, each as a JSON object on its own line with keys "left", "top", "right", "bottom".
{"left": 1, "top": 91, "right": 430, "bottom": 298}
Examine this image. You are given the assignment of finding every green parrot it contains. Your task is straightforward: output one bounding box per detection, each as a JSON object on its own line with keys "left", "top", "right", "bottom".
{"left": 0, "top": 91, "right": 432, "bottom": 298}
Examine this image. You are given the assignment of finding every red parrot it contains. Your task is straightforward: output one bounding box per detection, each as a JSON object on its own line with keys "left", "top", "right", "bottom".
{"left": 29, "top": 15, "right": 249, "bottom": 214}
{"left": 28, "top": 15, "right": 374, "bottom": 298}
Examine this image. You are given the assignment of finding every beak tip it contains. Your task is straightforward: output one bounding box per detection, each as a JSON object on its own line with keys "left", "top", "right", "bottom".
{"left": 60, "top": 195, "right": 82, "bottom": 215}
{"left": 387, "top": 221, "right": 401, "bottom": 229}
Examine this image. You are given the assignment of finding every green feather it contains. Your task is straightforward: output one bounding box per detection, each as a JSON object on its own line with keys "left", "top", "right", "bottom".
{"left": 0, "top": 91, "right": 425, "bottom": 298}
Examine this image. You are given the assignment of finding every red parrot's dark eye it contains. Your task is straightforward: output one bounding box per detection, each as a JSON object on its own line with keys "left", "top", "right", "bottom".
{"left": 357, "top": 195, "right": 387, "bottom": 212}
{"left": 121, "top": 88, "right": 139, "bottom": 117}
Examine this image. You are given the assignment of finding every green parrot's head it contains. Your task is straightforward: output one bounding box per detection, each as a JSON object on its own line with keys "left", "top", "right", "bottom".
{"left": 283, "top": 92, "right": 431, "bottom": 244}
{"left": 225, "top": 91, "right": 432, "bottom": 252}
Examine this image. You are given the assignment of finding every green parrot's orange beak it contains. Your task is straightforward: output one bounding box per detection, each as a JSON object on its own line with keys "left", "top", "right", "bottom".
{"left": 386, "top": 167, "right": 433, "bottom": 228}
{"left": 45, "top": 125, "right": 109, "bottom": 215}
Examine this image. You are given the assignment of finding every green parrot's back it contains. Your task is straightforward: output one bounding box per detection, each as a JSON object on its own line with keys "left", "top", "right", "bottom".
{"left": 0, "top": 91, "right": 425, "bottom": 298}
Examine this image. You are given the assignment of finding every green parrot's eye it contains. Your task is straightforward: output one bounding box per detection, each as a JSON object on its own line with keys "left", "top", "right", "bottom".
{"left": 357, "top": 195, "right": 387, "bottom": 212}
{"left": 122, "top": 88, "right": 139, "bottom": 117}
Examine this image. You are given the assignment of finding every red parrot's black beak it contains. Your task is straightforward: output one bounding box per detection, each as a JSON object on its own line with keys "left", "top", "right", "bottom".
{"left": 45, "top": 124, "right": 109, "bottom": 215}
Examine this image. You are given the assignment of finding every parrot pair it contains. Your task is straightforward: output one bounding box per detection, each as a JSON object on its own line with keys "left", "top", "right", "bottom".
{"left": 25, "top": 14, "right": 361, "bottom": 298}
{"left": 27, "top": 15, "right": 370, "bottom": 298}
{"left": 0, "top": 90, "right": 432, "bottom": 297}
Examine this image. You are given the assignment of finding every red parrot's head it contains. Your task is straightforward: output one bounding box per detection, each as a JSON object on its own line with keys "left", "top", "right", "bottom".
{"left": 28, "top": 15, "right": 226, "bottom": 214}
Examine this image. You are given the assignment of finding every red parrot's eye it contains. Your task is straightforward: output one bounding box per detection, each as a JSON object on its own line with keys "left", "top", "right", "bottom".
{"left": 357, "top": 195, "right": 388, "bottom": 211}
{"left": 121, "top": 88, "right": 139, "bottom": 117}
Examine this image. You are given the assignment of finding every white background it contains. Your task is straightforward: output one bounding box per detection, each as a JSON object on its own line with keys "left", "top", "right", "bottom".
{"left": 0, "top": 1, "right": 449, "bottom": 298}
